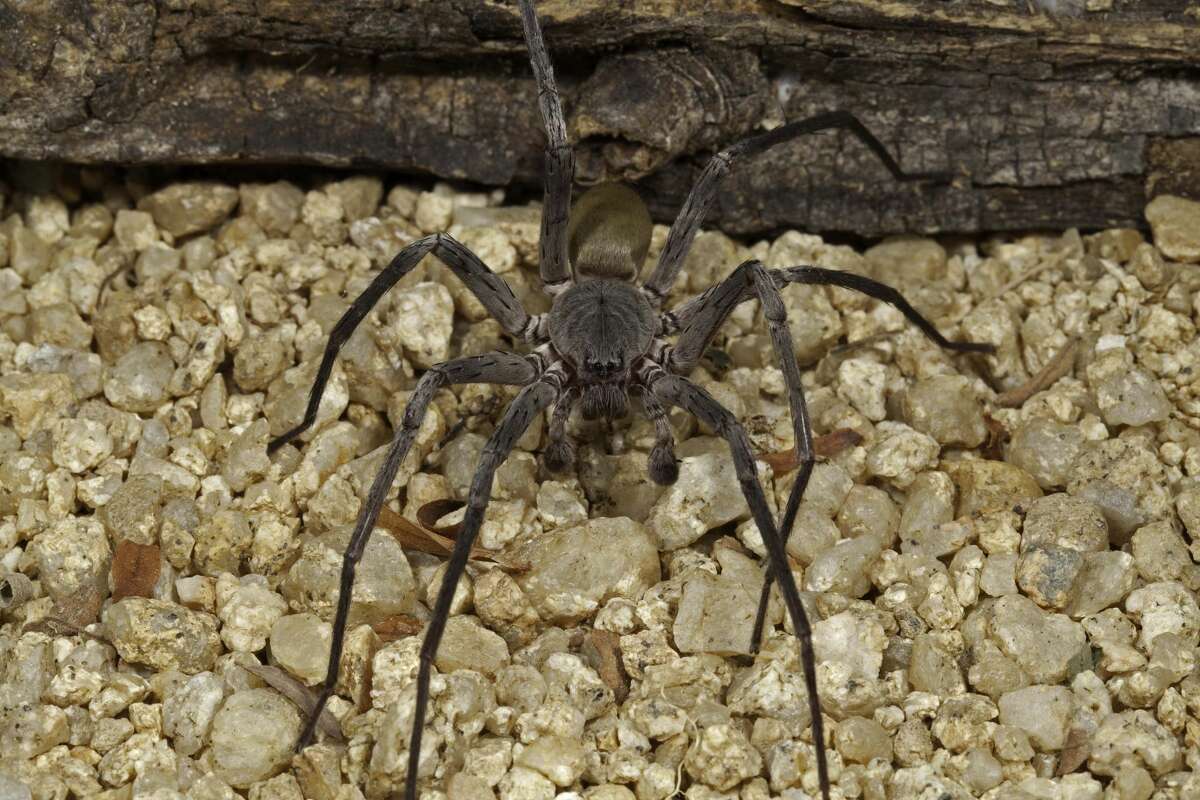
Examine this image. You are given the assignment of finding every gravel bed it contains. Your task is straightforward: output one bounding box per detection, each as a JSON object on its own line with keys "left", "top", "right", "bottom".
{"left": 0, "top": 166, "right": 1199, "bottom": 800}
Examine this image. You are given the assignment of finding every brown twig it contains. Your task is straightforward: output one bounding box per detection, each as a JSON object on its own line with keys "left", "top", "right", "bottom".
{"left": 995, "top": 337, "right": 1079, "bottom": 408}
{"left": 376, "top": 505, "right": 528, "bottom": 572}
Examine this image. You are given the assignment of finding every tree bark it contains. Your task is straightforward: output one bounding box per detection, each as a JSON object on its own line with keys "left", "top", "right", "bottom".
{"left": 1, "top": 0, "right": 1198, "bottom": 236}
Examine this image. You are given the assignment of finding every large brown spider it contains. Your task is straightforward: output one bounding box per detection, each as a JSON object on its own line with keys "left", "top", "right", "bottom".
{"left": 271, "top": 3, "right": 994, "bottom": 798}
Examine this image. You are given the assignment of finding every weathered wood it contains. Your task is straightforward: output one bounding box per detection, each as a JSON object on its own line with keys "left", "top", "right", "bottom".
{"left": 1, "top": 0, "right": 1198, "bottom": 236}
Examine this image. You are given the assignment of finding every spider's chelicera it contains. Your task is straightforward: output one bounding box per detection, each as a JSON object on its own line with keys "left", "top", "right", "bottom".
{"left": 270, "top": 3, "right": 996, "bottom": 798}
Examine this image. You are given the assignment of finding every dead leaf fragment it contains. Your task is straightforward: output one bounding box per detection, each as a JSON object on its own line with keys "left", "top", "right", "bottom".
{"left": 377, "top": 506, "right": 528, "bottom": 572}
{"left": 759, "top": 428, "right": 864, "bottom": 473}
{"left": 112, "top": 540, "right": 162, "bottom": 602}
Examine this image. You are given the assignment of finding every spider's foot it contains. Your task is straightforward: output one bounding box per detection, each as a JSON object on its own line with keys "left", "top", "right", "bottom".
{"left": 648, "top": 444, "right": 679, "bottom": 486}
{"left": 543, "top": 438, "right": 575, "bottom": 474}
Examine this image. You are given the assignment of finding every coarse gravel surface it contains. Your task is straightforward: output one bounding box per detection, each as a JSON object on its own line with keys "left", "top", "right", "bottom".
{"left": 1, "top": 167, "right": 1199, "bottom": 800}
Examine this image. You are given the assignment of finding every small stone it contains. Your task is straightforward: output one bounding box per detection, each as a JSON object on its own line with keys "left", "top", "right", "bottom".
{"left": 216, "top": 574, "right": 288, "bottom": 653}
{"left": 326, "top": 176, "right": 384, "bottom": 221}
{"left": 414, "top": 191, "right": 453, "bottom": 233}
{"left": 113, "top": 209, "right": 159, "bottom": 250}
{"left": 1066, "top": 551, "right": 1135, "bottom": 617}
{"left": 194, "top": 508, "right": 254, "bottom": 575}
{"left": 1016, "top": 545, "right": 1085, "bottom": 610}
{"left": 536, "top": 480, "right": 589, "bottom": 530}
{"left": 10, "top": 225, "right": 52, "bottom": 281}
{"left": 497, "top": 766, "right": 554, "bottom": 800}
{"left": 1021, "top": 493, "right": 1109, "bottom": 553}
{"left": 673, "top": 569, "right": 756, "bottom": 656}
{"left": 945, "top": 459, "right": 1042, "bottom": 517}
{"left": 474, "top": 568, "right": 541, "bottom": 648}
{"left": 233, "top": 334, "right": 288, "bottom": 392}
{"left": 162, "top": 671, "right": 226, "bottom": 757}
{"left": 270, "top": 613, "right": 332, "bottom": 685}
{"left": 988, "top": 594, "right": 1087, "bottom": 684}
{"left": 836, "top": 358, "right": 888, "bottom": 421}
{"left": 837, "top": 484, "right": 899, "bottom": 544}
{"left": 104, "top": 598, "right": 221, "bottom": 673}
{"left": 514, "top": 735, "right": 587, "bottom": 787}
{"left": 435, "top": 616, "right": 510, "bottom": 676}
{"left": 515, "top": 517, "right": 659, "bottom": 624}
{"left": 683, "top": 723, "right": 762, "bottom": 791}
{"left": 899, "top": 471, "right": 955, "bottom": 538}
{"left": 1088, "top": 709, "right": 1182, "bottom": 777}
{"left": 103, "top": 341, "right": 174, "bottom": 413}
{"left": 865, "top": 421, "right": 940, "bottom": 489}
{"left": 0, "top": 372, "right": 74, "bottom": 438}
{"left": 210, "top": 689, "right": 301, "bottom": 787}
{"left": 28, "top": 516, "right": 110, "bottom": 611}
{"left": 281, "top": 524, "right": 416, "bottom": 627}
{"left": 835, "top": 716, "right": 892, "bottom": 764}
{"left": 1087, "top": 348, "right": 1171, "bottom": 427}
{"left": 909, "top": 633, "right": 966, "bottom": 696}
{"left": 138, "top": 181, "right": 238, "bottom": 237}
{"left": 865, "top": 236, "right": 946, "bottom": 284}
{"left": 50, "top": 417, "right": 112, "bottom": 473}
{"left": 1125, "top": 581, "right": 1200, "bottom": 650}
{"left": 997, "top": 685, "right": 1073, "bottom": 750}
{"left": 1008, "top": 417, "right": 1085, "bottom": 490}
{"left": 388, "top": 282, "right": 454, "bottom": 369}
{"left": 646, "top": 441, "right": 757, "bottom": 550}
{"left": 30, "top": 303, "right": 92, "bottom": 350}
{"left": 896, "top": 375, "right": 987, "bottom": 448}
{"left": 1069, "top": 438, "right": 1171, "bottom": 543}
{"left": 1130, "top": 520, "right": 1190, "bottom": 582}
{"left": 239, "top": 182, "right": 305, "bottom": 235}
{"left": 302, "top": 191, "right": 347, "bottom": 245}
{"left": 804, "top": 534, "right": 884, "bottom": 598}
{"left": 1145, "top": 194, "right": 1200, "bottom": 262}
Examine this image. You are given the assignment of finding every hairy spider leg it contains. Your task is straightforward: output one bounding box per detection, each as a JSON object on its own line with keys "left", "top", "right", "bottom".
{"left": 665, "top": 262, "right": 994, "bottom": 651}
{"left": 268, "top": 233, "right": 531, "bottom": 454}
{"left": 643, "top": 109, "right": 954, "bottom": 304}
{"left": 648, "top": 372, "right": 830, "bottom": 800}
{"left": 292, "top": 353, "right": 538, "bottom": 750}
{"left": 519, "top": 0, "right": 575, "bottom": 294}
{"left": 405, "top": 374, "right": 561, "bottom": 800}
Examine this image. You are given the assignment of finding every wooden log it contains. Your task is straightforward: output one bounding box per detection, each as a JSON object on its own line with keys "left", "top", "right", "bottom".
{"left": 1, "top": 0, "right": 1198, "bottom": 236}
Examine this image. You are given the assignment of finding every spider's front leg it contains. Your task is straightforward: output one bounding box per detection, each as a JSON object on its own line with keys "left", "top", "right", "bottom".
{"left": 647, "top": 372, "right": 830, "bottom": 800}
{"left": 518, "top": 0, "right": 574, "bottom": 293}
{"left": 404, "top": 373, "right": 560, "bottom": 800}
{"left": 269, "top": 233, "right": 533, "bottom": 453}
{"left": 666, "top": 260, "right": 995, "bottom": 650}
{"left": 292, "top": 352, "right": 538, "bottom": 751}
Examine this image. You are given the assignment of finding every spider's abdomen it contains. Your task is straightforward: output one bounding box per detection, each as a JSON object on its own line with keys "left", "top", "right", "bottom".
{"left": 567, "top": 184, "right": 652, "bottom": 282}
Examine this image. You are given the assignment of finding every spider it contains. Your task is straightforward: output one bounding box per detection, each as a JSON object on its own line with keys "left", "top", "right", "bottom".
{"left": 270, "top": 2, "right": 996, "bottom": 798}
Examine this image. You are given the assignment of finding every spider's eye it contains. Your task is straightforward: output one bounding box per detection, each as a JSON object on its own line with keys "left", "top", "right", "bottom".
{"left": 583, "top": 356, "right": 622, "bottom": 378}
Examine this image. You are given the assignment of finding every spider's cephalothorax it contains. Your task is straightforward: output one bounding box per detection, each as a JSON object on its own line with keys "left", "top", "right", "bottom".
{"left": 271, "top": 3, "right": 996, "bottom": 799}
{"left": 547, "top": 278, "right": 656, "bottom": 420}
